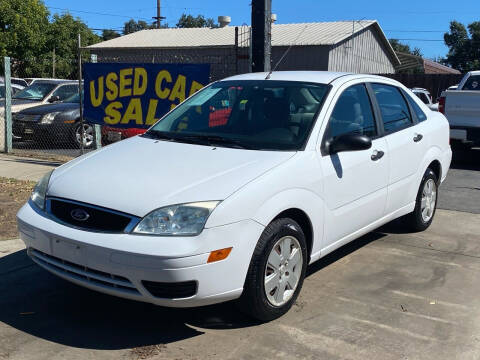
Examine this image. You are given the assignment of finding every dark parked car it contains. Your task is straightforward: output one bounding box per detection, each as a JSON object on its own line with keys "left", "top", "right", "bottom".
{"left": 12, "top": 93, "right": 95, "bottom": 148}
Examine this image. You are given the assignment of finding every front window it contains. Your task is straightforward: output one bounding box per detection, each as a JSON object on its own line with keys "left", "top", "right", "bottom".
{"left": 326, "top": 84, "right": 377, "bottom": 140}
{"left": 13, "top": 82, "right": 57, "bottom": 101}
{"left": 51, "top": 85, "right": 78, "bottom": 101}
{"left": 146, "top": 80, "right": 330, "bottom": 151}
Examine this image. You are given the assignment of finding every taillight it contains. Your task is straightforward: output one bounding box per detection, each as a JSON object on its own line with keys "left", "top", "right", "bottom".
{"left": 439, "top": 96, "right": 446, "bottom": 114}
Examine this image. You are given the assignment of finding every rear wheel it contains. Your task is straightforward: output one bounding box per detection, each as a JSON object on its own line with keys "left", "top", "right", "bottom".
{"left": 404, "top": 168, "right": 438, "bottom": 232}
{"left": 237, "top": 218, "right": 308, "bottom": 322}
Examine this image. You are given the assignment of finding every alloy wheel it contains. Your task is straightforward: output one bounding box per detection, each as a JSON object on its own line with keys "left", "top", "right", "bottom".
{"left": 75, "top": 124, "right": 94, "bottom": 147}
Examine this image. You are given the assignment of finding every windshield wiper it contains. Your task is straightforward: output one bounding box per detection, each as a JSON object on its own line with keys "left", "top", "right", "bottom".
{"left": 180, "top": 135, "right": 257, "bottom": 150}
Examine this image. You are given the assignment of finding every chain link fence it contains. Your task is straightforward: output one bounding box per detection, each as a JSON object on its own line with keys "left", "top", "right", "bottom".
{"left": 1, "top": 26, "right": 251, "bottom": 160}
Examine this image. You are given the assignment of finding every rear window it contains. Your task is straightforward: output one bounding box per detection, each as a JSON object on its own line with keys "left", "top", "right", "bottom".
{"left": 406, "top": 92, "right": 427, "bottom": 122}
{"left": 371, "top": 84, "right": 413, "bottom": 134}
{"left": 463, "top": 75, "right": 480, "bottom": 90}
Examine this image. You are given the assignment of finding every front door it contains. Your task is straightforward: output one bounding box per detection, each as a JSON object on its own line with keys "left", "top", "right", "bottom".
{"left": 320, "top": 83, "right": 388, "bottom": 250}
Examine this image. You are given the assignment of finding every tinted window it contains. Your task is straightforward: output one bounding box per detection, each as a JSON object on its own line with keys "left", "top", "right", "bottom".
{"left": 52, "top": 85, "right": 78, "bottom": 101}
{"left": 326, "top": 84, "right": 377, "bottom": 139}
{"left": 463, "top": 75, "right": 480, "bottom": 90}
{"left": 406, "top": 92, "right": 427, "bottom": 122}
{"left": 372, "top": 84, "right": 412, "bottom": 134}
{"left": 148, "top": 80, "right": 330, "bottom": 151}
{"left": 415, "top": 92, "right": 430, "bottom": 104}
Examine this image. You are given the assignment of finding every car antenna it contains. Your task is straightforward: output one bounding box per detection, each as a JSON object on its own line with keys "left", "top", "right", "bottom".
{"left": 265, "top": 24, "right": 309, "bottom": 80}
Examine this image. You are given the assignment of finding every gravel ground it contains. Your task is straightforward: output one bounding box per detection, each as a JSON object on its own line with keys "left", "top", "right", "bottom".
{"left": 0, "top": 177, "right": 34, "bottom": 240}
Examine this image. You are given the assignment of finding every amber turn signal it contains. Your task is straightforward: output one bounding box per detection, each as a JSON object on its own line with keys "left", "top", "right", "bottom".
{"left": 207, "top": 247, "right": 232, "bottom": 263}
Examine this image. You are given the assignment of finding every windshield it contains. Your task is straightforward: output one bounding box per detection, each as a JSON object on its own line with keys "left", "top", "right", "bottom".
{"left": 13, "top": 82, "right": 57, "bottom": 100}
{"left": 146, "top": 80, "right": 330, "bottom": 151}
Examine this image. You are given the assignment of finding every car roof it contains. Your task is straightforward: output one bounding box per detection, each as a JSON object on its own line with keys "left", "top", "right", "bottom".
{"left": 32, "top": 80, "right": 77, "bottom": 85}
{"left": 222, "top": 71, "right": 353, "bottom": 84}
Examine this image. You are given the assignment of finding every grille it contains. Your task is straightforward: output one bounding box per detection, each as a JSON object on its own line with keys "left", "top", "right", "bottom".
{"left": 15, "top": 114, "right": 41, "bottom": 122}
{"left": 29, "top": 248, "right": 140, "bottom": 295}
{"left": 47, "top": 198, "right": 138, "bottom": 233}
{"left": 142, "top": 280, "right": 198, "bottom": 299}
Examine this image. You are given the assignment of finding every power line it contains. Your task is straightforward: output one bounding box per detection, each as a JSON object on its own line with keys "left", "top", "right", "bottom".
{"left": 385, "top": 30, "right": 446, "bottom": 33}
{"left": 47, "top": 6, "right": 151, "bottom": 21}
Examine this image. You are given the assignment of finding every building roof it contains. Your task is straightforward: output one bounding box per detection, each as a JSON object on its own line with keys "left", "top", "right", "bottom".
{"left": 423, "top": 59, "right": 461, "bottom": 74}
{"left": 89, "top": 21, "right": 381, "bottom": 49}
{"left": 395, "top": 52, "right": 461, "bottom": 74}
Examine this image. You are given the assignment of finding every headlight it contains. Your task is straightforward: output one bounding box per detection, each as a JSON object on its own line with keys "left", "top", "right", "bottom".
{"left": 40, "top": 112, "right": 60, "bottom": 124}
{"left": 31, "top": 170, "right": 53, "bottom": 210}
{"left": 132, "top": 201, "right": 220, "bottom": 236}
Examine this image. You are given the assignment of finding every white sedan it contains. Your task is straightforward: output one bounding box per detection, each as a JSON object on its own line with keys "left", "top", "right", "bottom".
{"left": 17, "top": 71, "right": 452, "bottom": 321}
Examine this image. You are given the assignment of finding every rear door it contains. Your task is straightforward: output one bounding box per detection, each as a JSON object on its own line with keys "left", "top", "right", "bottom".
{"left": 370, "top": 83, "right": 426, "bottom": 214}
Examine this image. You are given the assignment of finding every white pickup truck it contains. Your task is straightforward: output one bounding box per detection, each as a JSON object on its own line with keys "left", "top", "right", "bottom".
{"left": 440, "top": 71, "right": 480, "bottom": 148}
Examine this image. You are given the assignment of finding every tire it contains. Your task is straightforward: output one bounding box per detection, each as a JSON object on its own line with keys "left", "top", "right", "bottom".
{"left": 73, "top": 122, "right": 95, "bottom": 149}
{"left": 237, "top": 218, "right": 308, "bottom": 322}
{"left": 404, "top": 168, "right": 439, "bottom": 232}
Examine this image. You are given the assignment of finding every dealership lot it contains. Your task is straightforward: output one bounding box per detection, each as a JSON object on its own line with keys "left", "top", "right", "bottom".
{"left": 0, "top": 149, "right": 479, "bottom": 360}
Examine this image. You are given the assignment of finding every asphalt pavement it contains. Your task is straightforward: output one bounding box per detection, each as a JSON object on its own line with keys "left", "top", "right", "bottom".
{"left": 437, "top": 147, "right": 480, "bottom": 214}
{"left": 0, "top": 147, "right": 478, "bottom": 360}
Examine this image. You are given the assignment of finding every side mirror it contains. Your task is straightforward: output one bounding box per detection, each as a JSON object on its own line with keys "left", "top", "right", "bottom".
{"left": 48, "top": 95, "right": 60, "bottom": 103}
{"left": 328, "top": 133, "right": 372, "bottom": 154}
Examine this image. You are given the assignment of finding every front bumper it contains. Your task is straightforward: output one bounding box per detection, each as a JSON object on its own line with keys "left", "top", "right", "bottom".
{"left": 13, "top": 120, "right": 72, "bottom": 141}
{"left": 17, "top": 202, "right": 264, "bottom": 307}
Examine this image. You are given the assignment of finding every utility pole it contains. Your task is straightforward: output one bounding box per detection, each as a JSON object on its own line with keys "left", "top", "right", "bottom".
{"left": 152, "top": 0, "right": 165, "bottom": 29}
{"left": 52, "top": 48, "right": 56, "bottom": 78}
{"left": 251, "top": 0, "right": 272, "bottom": 73}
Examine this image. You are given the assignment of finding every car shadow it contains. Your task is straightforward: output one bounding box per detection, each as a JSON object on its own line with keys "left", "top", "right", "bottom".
{"left": 0, "top": 229, "right": 389, "bottom": 349}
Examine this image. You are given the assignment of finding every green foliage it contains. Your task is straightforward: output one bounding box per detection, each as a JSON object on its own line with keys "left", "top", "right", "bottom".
{"left": 176, "top": 14, "right": 217, "bottom": 28}
{"left": 443, "top": 21, "right": 480, "bottom": 72}
{"left": 102, "top": 29, "right": 121, "bottom": 41}
{"left": 0, "top": 0, "right": 50, "bottom": 75}
{"left": 389, "top": 39, "right": 423, "bottom": 57}
{"left": 47, "top": 13, "right": 100, "bottom": 78}
{"left": 0, "top": 0, "right": 101, "bottom": 78}
{"left": 123, "top": 19, "right": 154, "bottom": 35}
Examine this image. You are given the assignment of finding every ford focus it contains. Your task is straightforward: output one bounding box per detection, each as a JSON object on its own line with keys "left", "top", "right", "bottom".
{"left": 17, "top": 72, "right": 452, "bottom": 321}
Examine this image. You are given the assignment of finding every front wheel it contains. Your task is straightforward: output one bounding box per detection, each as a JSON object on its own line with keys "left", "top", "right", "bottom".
{"left": 404, "top": 168, "right": 438, "bottom": 232}
{"left": 237, "top": 218, "right": 308, "bottom": 322}
{"left": 73, "top": 122, "right": 95, "bottom": 149}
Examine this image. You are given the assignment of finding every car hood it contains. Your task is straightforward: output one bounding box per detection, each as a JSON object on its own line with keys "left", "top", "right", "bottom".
{"left": 48, "top": 136, "right": 295, "bottom": 217}
{"left": 19, "top": 102, "right": 78, "bottom": 115}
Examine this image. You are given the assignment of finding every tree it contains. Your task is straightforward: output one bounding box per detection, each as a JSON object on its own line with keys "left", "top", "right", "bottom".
{"left": 102, "top": 29, "right": 121, "bottom": 41}
{"left": 389, "top": 39, "right": 423, "bottom": 57}
{"left": 176, "top": 14, "right": 217, "bottom": 28}
{"left": 443, "top": 21, "right": 480, "bottom": 72}
{"left": 123, "top": 19, "right": 153, "bottom": 35}
{"left": 47, "top": 13, "right": 100, "bottom": 78}
{"left": 0, "top": 0, "right": 50, "bottom": 76}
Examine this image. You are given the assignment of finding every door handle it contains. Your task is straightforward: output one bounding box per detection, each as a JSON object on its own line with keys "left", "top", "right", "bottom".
{"left": 413, "top": 133, "right": 423, "bottom": 142}
{"left": 371, "top": 150, "right": 385, "bottom": 161}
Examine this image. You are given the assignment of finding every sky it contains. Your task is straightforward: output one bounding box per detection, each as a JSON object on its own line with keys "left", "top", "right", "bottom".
{"left": 43, "top": 0, "right": 480, "bottom": 59}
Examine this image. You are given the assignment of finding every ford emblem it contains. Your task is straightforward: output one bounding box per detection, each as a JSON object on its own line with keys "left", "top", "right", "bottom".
{"left": 70, "top": 208, "right": 90, "bottom": 222}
